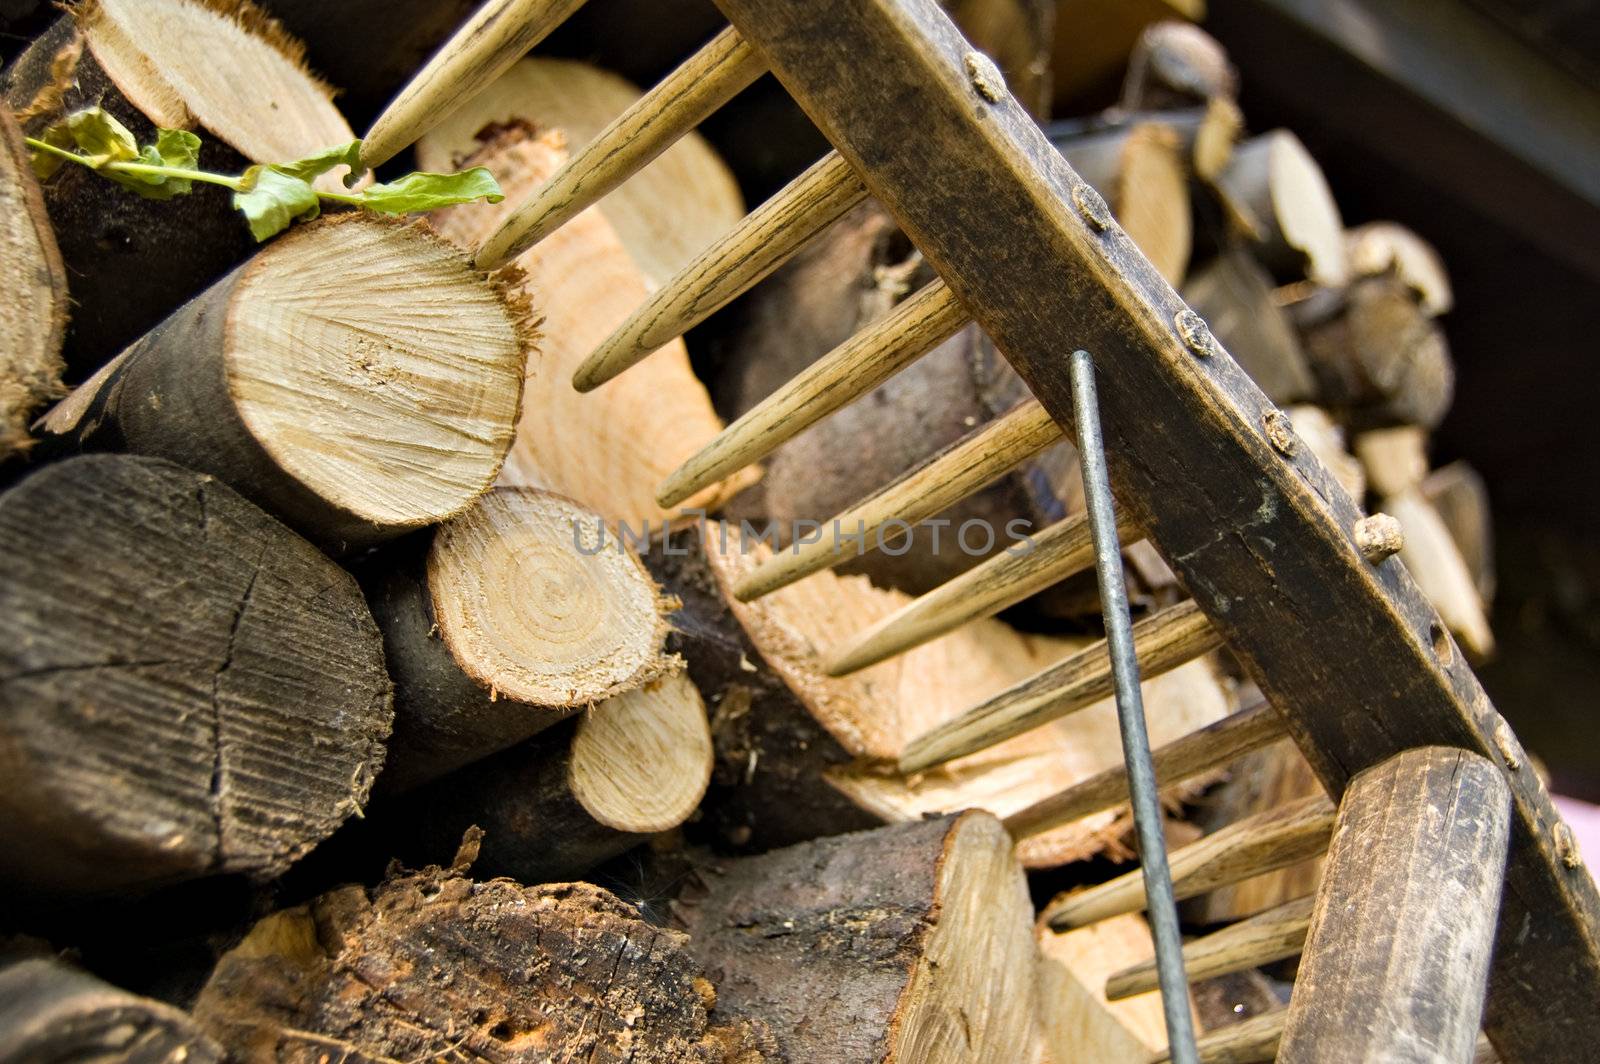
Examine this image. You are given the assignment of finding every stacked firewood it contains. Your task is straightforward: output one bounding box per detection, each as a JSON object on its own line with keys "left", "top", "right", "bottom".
{"left": 0, "top": 2, "right": 1502, "bottom": 1062}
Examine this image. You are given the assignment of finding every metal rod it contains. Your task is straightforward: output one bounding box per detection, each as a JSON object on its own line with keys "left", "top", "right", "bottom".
{"left": 1069, "top": 349, "right": 1199, "bottom": 1064}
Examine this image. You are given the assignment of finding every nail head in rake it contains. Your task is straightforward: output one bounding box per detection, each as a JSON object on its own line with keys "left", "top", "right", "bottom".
{"left": 1069, "top": 348, "right": 1198, "bottom": 1064}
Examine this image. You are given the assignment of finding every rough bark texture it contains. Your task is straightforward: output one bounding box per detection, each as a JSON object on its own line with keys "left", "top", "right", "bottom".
{"left": 0, "top": 103, "right": 67, "bottom": 460}
{"left": 673, "top": 812, "right": 1038, "bottom": 1063}
{"left": 193, "top": 868, "right": 775, "bottom": 1063}
{"left": 716, "top": 201, "right": 1084, "bottom": 600}
{"left": 258, "top": 0, "right": 477, "bottom": 127}
{"left": 0, "top": 455, "right": 392, "bottom": 895}
{"left": 0, "top": 955, "right": 223, "bottom": 1064}
{"left": 645, "top": 527, "right": 880, "bottom": 852}
{"left": 3, "top": 17, "right": 265, "bottom": 378}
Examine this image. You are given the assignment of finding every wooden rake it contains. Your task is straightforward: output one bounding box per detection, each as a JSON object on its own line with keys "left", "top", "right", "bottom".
{"left": 360, "top": 1, "right": 1600, "bottom": 1059}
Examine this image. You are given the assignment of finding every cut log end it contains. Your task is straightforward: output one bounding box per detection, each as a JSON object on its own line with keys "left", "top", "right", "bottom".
{"left": 227, "top": 215, "right": 530, "bottom": 529}
{"left": 569, "top": 670, "right": 713, "bottom": 833}
{"left": 429, "top": 487, "right": 675, "bottom": 708}
{"left": 0, "top": 455, "right": 392, "bottom": 893}
{"left": 1219, "top": 131, "right": 1348, "bottom": 287}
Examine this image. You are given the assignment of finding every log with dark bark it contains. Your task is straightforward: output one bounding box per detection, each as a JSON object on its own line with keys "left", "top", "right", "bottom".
{"left": 0, "top": 102, "right": 65, "bottom": 460}
{"left": 1295, "top": 275, "right": 1456, "bottom": 429}
{"left": 365, "top": 487, "right": 677, "bottom": 792}
{"left": 673, "top": 812, "right": 1039, "bottom": 1063}
{"left": 193, "top": 867, "right": 775, "bottom": 1063}
{"left": 258, "top": 0, "right": 476, "bottom": 128}
{"left": 715, "top": 201, "right": 1082, "bottom": 598}
{"left": 0, "top": 955, "right": 223, "bottom": 1064}
{"left": 379, "top": 670, "right": 713, "bottom": 882}
{"left": 41, "top": 214, "right": 532, "bottom": 550}
{"left": 0, "top": 455, "right": 392, "bottom": 895}
{"left": 2, "top": 0, "right": 356, "bottom": 377}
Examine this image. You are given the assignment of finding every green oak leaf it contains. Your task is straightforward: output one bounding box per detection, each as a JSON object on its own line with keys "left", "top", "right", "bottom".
{"left": 233, "top": 166, "right": 320, "bottom": 241}
{"left": 274, "top": 139, "right": 362, "bottom": 185}
{"left": 358, "top": 167, "right": 504, "bottom": 215}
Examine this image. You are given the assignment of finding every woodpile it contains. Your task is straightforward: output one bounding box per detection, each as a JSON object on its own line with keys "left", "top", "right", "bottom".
{"left": 0, "top": 3, "right": 1541, "bottom": 1062}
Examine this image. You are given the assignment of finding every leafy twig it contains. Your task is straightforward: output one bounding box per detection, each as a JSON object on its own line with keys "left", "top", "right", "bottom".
{"left": 27, "top": 107, "right": 503, "bottom": 241}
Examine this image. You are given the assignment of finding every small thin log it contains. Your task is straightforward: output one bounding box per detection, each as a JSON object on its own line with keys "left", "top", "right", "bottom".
{"left": 1215, "top": 130, "right": 1348, "bottom": 286}
{"left": 0, "top": 455, "right": 392, "bottom": 894}
{"left": 0, "top": 955, "right": 222, "bottom": 1064}
{"left": 381, "top": 670, "right": 713, "bottom": 882}
{"left": 3, "top": 0, "right": 356, "bottom": 376}
{"left": 673, "top": 812, "right": 1038, "bottom": 1063}
{"left": 194, "top": 868, "right": 774, "bottom": 1062}
{"left": 41, "top": 214, "right": 532, "bottom": 550}
{"left": 1045, "top": 794, "right": 1337, "bottom": 930}
{"left": 1107, "top": 894, "right": 1315, "bottom": 1000}
{"left": 1278, "top": 748, "right": 1511, "bottom": 1063}
{"left": 0, "top": 103, "right": 66, "bottom": 459}
{"left": 1121, "top": 21, "right": 1238, "bottom": 111}
{"left": 365, "top": 487, "right": 677, "bottom": 792}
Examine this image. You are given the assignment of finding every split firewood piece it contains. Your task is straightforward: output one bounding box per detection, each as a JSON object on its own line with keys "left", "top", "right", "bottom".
{"left": 1215, "top": 130, "right": 1349, "bottom": 287}
{"left": 3, "top": 0, "right": 357, "bottom": 375}
{"left": 1107, "top": 894, "right": 1315, "bottom": 1000}
{"left": 1279, "top": 748, "right": 1511, "bottom": 1063}
{"left": 1058, "top": 121, "right": 1192, "bottom": 284}
{"left": 0, "top": 955, "right": 223, "bottom": 1064}
{"left": 193, "top": 869, "right": 774, "bottom": 1063}
{"left": 1044, "top": 794, "right": 1337, "bottom": 930}
{"left": 357, "top": 0, "right": 587, "bottom": 169}
{"left": 674, "top": 812, "right": 1038, "bottom": 1063}
{"left": 365, "top": 487, "right": 677, "bottom": 792}
{"left": 40, "top": 214, "right": 531, "bottom": 550}
{"left": 733, "top": 399, "right": 1065, "bottom": 601}
{"left": 573, "top": 150, "right": 867, "bottom": 390}
{"left": 1295, "top": 275, "right": 1455, "bottom": 429}
{"left": 1121, "top": 21, "right": 1238, "bottom": 111}
{"left": 1422, "top": 460, "right": 1496, "bottom": 603}
{"left": 715, "top": 202, "right": 1083, "bottom": 597}
{"left": 1182, "top": 245, "right": 1315, "bottom": 404}
{"left": 1153, "top": 1008, "right": 1286, "bottom": 1064}
{"left": 1036, "top": 914, "right": 1192, "bottom": 1062}
{"left": 1005, "top": 699, "right": 1288, "bottom": 839}
{"left": 431, "top": 123, "right": 747, "bottom": 528}
{"left": 0, "top": 104, "right": 67, "bottom": 460}
{"left": 253, "top": 0, "right": 478, "bottom": 126}
{"left": 468, "top": 35, "right": 763, "bottom": 274}
{"left": 898, "top": 599, "right": 1224, "bottom": 773}
{"left": 1285, "top": 404, "right": 1366, "bottom": 501}
{"left": 1188, "top": 738, "right": 1328, "bottom": 924}
{"left": 416, "top": 54, "right": 746, "bottom": 286}
{"left": 382, "top": 669, "right": 713, "bottom": 882}
{"left": 1355, "top": 426, "right": 1493, "bottom": 658}
{"left": 692, "top": 524, "right": 1232, "bottom": 867}
{"left": 1346, "top": 221, "right": 1454, "bottom": 316}
{"left": 0, "top": 455, "right": 392, "bottom": 894}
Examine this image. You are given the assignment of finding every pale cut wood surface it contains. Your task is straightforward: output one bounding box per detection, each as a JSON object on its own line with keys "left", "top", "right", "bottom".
{"left": 1036, "top": 915, "right": 1184, "bottom": 1063}
{"left": 573, "top": 151, "right": 867, "bottom": 391}
{"left": 359, "top": 0, "right": 586, "bottom": 169}
{"left": 1389, "top": 488, "right": 1495, "bottom": 659}
{"left": 1045, "top": 793, "right": 1336, "bottom": 929}
{"left": 702, "top": 524, "right": 1231, "bottom": 867}
{"left": 658, "top": 278, "right": 969, "bottom": 508}
{"left": 84, "top": 0, "right": 356, "bottom": 191}
{"left": 1287, "top": 404, "right": 1366, "bottom": 501}
{"left": 0, "top": 105, "right": 66, "bottom": 458}
{"left": 431, "top": 126, "right": 749, "bottom": 529}
{"left": 568, "top": 670, "right": 712, "bottom": 833}
{"left": 1107, "top": 893, "right": 1314, "bottom": 1000}
{"left": 1280, "top": 748, "right": 1511, "bottom": 1063}
{"left": 1005, "top": 699, "right": 1288, "bottom": 838}
{"left": 417, "top": 54, "right": 747, "bottom": 285}
{"left": 1215, "top": 130, "right": 1348, "bottom": 286}
{"left": 1347, "top": 221, "right": 1453, "bottom": 316}
{"left": 899, "top": 599, "right": 1222, "bottom": 773}
{"left": 1058, "top": 122, "right": 1192, "bottom": 285}
{"left": 470, "top": 33, "right": 762, "bottom": 272}
{"left": 1154, "top": 1008, "right": 1285, "bottom": 1064}
{"left": 734, "top": 399, "right": 1064, "bottom": 602}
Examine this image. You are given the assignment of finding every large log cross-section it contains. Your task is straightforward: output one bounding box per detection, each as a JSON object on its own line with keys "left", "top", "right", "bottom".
{"left": 709, "top": 0, "right": 1600, "bottom": 1057}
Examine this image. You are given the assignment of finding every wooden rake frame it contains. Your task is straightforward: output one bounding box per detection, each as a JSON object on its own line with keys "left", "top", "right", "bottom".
{"left": 362, "top": 0, "right": 1600, "bottom": 1057}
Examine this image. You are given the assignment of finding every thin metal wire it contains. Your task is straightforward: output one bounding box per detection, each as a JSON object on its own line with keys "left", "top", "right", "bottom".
{"left": 1069, "top": 349, "right": 1199, "bottom": 1064}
